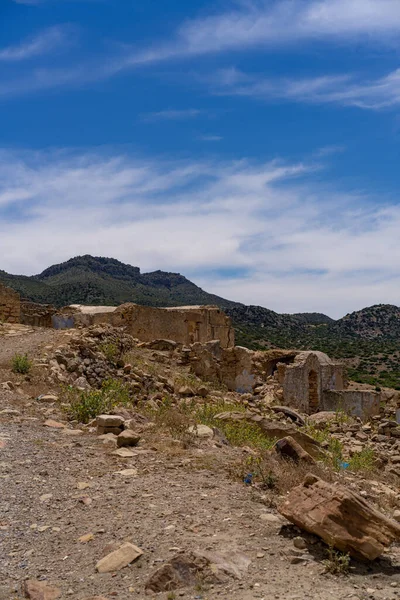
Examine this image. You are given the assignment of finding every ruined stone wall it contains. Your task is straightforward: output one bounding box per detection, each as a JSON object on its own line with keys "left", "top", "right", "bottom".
{"left": 322, "top": 390, "right": 381, "bottom": 420}
{"left": 0, "top": 283, "right": 20, "bottom": 324}
{"left": 189, "top": 342, "right": 297, "bottom": 393}
{"left": 20, "top": 301, "right": 57, "bottom": 328}
{"left": 282, "top": 353, "right": 345, "bottom": 413}
{"left": 56, "top": 303, "right": 234, "bottom": 348}
{"left": 113, "top": 304, "right": 234, "bottom": 348}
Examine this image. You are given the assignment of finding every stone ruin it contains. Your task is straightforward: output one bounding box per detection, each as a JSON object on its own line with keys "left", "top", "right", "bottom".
{"left": 0, "top": 282, "right": 234, "bottom": 349}
{"left": 0, "top": 283, "right": 20, "bottom": 324}
{"left": 188, "top": 342, "right": 381, "bottom": 420}
{"left": 0, "top": 282, "right": 57, "bottom": 327}
{"left": 54, "top": 302, "right": 234, "bottom": 349}
{"left": 0, "top": 281, "right": 381, "bottom": 419}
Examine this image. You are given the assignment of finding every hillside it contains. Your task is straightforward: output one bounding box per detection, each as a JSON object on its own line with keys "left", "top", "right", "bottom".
{"left": 2, "top": 255, "right": 400, "bottom": 389}
{"left": 228, "top": 304, "right": 400, "bottom": 390}
{"left": 0, "top": 255, "right": 240, "bottom": 309}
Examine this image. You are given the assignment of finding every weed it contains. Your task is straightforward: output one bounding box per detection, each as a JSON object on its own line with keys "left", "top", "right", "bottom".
{"left": 11, "top": 353, "right": 32, "bottom": 374}
{"left": 194, "top": 401, "right": 275, "bottom": 451}
{"left": 64, "top": 378, "right": 132, "bottom": 423}
{"left": 167, "top": 593, "right": 176, "bottom": 600}
{"left": 245, "top": 455, "right": 277, "bottom": 489}
{"left": 348, "top": 447, "right": 376, "bottom": 472}
{"left": 99, "top": 342, "right": 119, "bottom": 364}
{"left": 322, "top": 547, "right": 350, "bottom": 575}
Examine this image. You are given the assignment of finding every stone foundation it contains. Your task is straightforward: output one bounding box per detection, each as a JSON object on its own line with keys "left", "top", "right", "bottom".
{"left": 321, "top": 390, "right": 381, "bottom": 420}
{"left": 20, "top": 301, "right": 57, "bottom": 328}
{"left": 0, "top": 283, "right": 20, "bottom": 323}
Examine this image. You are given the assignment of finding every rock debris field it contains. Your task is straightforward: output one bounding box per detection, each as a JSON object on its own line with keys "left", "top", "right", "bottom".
{"left": 1, "top": 323, "right": 400, "bottom": 600}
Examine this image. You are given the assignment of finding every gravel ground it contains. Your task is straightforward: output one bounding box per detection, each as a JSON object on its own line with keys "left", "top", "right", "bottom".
{"left": 1, "top": 325, "right": 400, "bottom": 600}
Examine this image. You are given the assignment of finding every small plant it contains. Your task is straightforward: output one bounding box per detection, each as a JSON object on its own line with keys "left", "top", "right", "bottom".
{"left": 65, "top": 378, "right": 132, "bottom": 423}
{"left": 11, "top": 353, "right": 32, "bottom": 374}
{"left": 245, "top": 455, "right": 277, "bottom": 489}
{"left": 99, "top": 342, "right": 119, "bottom": 364}
{"left": 348, "top": 447, "right": 376, "bottom": 472}
{"left": 167, "top": 593, "right": 176, "bottom": 600}
{"left": 322, "top": 546, "right": 350, "bottom": 575}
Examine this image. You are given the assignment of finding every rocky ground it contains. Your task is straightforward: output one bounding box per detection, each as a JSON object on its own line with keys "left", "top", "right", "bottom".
{"left": 2, "top": 324, "right": 400, "bottom": 600}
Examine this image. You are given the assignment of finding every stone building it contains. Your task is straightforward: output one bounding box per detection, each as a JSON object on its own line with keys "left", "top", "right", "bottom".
{"left": 277, "top": 351, "right": 345, "bottom": 413}
{"left": 277, "top": 350, "right": 380, "bottom": 419}
{"left": 189, "top": 343, "right": 380, "bottom": 420}
{"left": 53, "top": 303, "right": 235, "bottom": 348}
{"left": 0, "top": 283, "right": 20, "bottom": 323}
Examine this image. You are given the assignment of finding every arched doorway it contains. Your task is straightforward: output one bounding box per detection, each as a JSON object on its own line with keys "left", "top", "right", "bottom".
{"left": 308, "top": 370, "right": 319, "bottom": 412}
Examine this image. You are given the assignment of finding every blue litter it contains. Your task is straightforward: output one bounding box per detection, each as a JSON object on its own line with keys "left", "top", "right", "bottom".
{"left": 243, "top": 473, "right": 253, "bottom": 485}
{"left": 339, "top": 461, "right": 350, "bottom": 470}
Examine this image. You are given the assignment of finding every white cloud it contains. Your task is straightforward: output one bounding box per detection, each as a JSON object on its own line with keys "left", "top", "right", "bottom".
{"left": 3, "top": 0, "right": 400, "bottom": 99}
{"left": 1, "top": 147, "right": 400, "bottom": 318}
{"left": 178, "top": 0, "right": 400, "bottom": 55}
{"left": 210, "top": 67, "right": 400, "bottom": 110}
{"left": 0, "top": 26, "right": 71, "bottom": 62}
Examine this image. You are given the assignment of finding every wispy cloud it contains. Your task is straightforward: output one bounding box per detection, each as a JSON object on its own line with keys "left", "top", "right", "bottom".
{"left": 199, "top": 135, "right": 223, "bottom": 142}
{"left": 1, "top": 147, "right": 400, "bottom": 317}
{"left": 0, "top": 26, "right": 72, "bottom": 62}
{"left": 3, "top": 0, "right": 400, "bottom": 99}
{"left": 140, "top": 109, "right": 203, "bottom": 123}
{"left": 178, "top": 0, "right": 400, "bottom": 55}
{"left": 211, "top": 67, "right": 400, "bottom": 110}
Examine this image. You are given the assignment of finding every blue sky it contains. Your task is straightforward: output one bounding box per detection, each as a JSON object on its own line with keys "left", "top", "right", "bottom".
{"left": 1, "top": 0, "right": 400, "bottom": 317}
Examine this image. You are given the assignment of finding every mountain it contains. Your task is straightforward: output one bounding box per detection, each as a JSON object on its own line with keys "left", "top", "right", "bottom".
{"left": 2, "top": 255, "right": 400, "bottom": 389}
{"left": 0, "top": 255, "right": 240, "bottom": 309}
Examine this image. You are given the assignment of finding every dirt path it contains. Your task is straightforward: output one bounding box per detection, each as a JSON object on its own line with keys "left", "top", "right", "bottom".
{"left": 1, "top": 410, "right": 400, "bottom": 600}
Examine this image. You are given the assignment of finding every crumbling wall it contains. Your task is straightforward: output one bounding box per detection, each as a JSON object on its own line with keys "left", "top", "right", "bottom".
{"left": 281, "top": 352, "right": 345, "bottom": 414}
{"left": 189, "top": 342, "right": 297, "bottom": 393}
{"left": 113, "top": 304, "right": 234, "bottom": 348}
{"left": 0, "top": 283, "right": 20, "bottom": 323}
{"left": 20, "top": 301, "right": 57, "bottom": 328}
{"left": 322, "top": 390, "right": 381, "bottom": 420}
{"left": 54, "top": 303, "right": 235, "bottom": 348}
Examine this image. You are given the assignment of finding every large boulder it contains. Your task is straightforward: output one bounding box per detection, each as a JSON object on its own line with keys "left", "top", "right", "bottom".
{"left": 274, "top": 436, "right": 315, "bottom": 464}
{"left": 279, "top": 474, "right": 400, "bottom": 560}
{"left": 256, "top": 419, "right": 322, "bottom": 458}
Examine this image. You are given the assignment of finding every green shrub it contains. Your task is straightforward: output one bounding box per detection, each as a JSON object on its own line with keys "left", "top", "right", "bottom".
{"left": 11, "top": 353, "right": 32, "bottom": 374}
{"left": 65, "top": 378, "right": 131, "bottom": 423}
{"left": 323, "top": 547, "right": 350, "bottom": 575}
{"left": 348, "top": 447, "right": 376, "bottom": 472}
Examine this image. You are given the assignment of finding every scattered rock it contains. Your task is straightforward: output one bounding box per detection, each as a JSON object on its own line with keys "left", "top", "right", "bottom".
{"left": 259, "top": 513, "right": 281, "bottom": 524}
{"left": 116, "top": 430, "right": 141, "bottom": 447}
{"left": 23, "top": 579, "right": 61, "bottom": 600}
{"left": 43, "top": 420, "right": 65, "bottom": 429}
{"left": 37, "top": 394, "right": 58, "bottom": 403}
{"left": 111, "top": 448, "right": 135, "bottom": 458}
{"left": 279, "top": 474, "right": 400, "bottom": 560}
{"left": 145, "top": 549, "right": 250, "bottom": 593}
{"left": 256, "top": 420, "right": 322, "bottom": 458}
{"left": 274, "top": 436, "right": 316, "bottom": 464}
{"left": 188, "top": 424, "right": 214, "bottom": 439}
{"left": 115, "top": 468, "right": 138, "bottom": 477}
{"left": 95, "top": 541, "right": 143, "bottom": 573}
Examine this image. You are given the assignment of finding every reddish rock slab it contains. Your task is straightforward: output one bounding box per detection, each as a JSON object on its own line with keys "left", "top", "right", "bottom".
{"left": 279, "top": 474, "right": 400, "bottom": 560}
